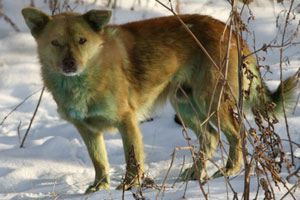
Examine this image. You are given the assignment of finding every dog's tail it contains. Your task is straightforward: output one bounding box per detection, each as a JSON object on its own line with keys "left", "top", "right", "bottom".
{"left": 252, "top": 68, "right": 300, "bottom": 115}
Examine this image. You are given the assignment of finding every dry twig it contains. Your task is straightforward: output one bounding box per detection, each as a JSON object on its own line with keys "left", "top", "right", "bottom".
{"left": 155, "top": 146, "right": 191, "bottom": 200}
{"left": 0, "top": 89, "right": 42, "bottom": 126}
{"left": 278, "top": 0, "right": 296, "bottom": 167}
{"left": 20, "top": 86, "right": 45, "bottom": 148}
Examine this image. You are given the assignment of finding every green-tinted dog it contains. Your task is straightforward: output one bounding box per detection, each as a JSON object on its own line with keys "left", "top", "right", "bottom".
{"left": 22, "top": 7, "right": 299, "bottom": 193}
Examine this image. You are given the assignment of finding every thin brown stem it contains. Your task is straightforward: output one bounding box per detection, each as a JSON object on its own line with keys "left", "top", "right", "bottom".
{"left": 155, "top": 147, "right": 191, "bottom": 200}
{"left": 279, "top": 0, "right": 295, "bottom": 166}
{"left": 1, "top": 89, "right": 42, "bottom": 126}
{"left": 20, "top": 86, "right": 45, "bottom": 148}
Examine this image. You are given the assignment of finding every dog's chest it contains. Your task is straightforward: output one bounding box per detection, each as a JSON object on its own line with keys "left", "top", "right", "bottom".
{"left": 57, "top": 90, "right": 117, "bottom": 123}
{"left": 45, "top": 74, "right": 117, "bottom": 123}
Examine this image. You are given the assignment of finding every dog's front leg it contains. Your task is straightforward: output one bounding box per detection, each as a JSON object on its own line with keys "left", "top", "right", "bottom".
{"left": 74, "top": 122, "right": 110, "bottom": 193}
{"left": 117, "top": 113, "right": 145, "bottom": 190}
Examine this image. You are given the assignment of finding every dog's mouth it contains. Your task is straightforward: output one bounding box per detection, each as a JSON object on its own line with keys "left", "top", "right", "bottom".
{"left": 61, "top": 66, "right": 80, "bottom": 76}
{"left": 61, "top": 69, "right": 81, "bottom": 76}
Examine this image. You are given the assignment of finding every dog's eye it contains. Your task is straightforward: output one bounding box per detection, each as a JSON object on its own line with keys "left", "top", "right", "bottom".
{"left": 51, "top": 40, "right": 60, "bottom": 47}
{"left": 78, "top": 38, "right": 87, "bottom": 45}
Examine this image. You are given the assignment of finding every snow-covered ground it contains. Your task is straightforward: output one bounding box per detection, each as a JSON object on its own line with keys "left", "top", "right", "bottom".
{"left": 0, "top": 0, "right": 299, "bottom": 199}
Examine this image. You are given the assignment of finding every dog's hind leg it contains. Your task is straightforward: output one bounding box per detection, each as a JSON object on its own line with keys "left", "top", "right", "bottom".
{"left": 74, "top": 122, "right": 110, "bottom": 193}
{"left": 211, "top": 102, "right": 243, "bottom": 178}
{"left": 170, "top": 89, "right": 219, "bottom": 180}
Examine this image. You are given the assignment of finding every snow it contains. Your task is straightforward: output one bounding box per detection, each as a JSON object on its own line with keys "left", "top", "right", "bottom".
{"left": 0, "top": 0, "right": 299, "bottom": 199}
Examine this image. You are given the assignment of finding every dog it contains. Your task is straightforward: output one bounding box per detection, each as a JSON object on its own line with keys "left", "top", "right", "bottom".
{"left": 22, "top": 7, "right": 299, "bottom": 193}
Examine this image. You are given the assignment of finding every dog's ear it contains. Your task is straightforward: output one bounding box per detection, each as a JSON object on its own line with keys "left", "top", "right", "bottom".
{"left": 22, "top": 7, "right": 51, "bottom": 37}
{"left": 83, "top": 10, "right": 112, "bottom": 32}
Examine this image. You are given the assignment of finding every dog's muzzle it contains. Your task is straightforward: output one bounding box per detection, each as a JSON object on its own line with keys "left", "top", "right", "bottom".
{"left": 62, "top": 57, "right": 78, "bottom": 76}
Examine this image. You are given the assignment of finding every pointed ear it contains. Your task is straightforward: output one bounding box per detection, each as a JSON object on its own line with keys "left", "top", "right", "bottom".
{"left": 22, "top": 7, "right": 51, "bottom": 37}
{"left": 83, "top": 10, "right": 112, "bottom": 32}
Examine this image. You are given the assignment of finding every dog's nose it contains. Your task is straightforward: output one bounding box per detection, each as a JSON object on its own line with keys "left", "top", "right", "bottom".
{"left": 62, "top": 58, "right": 77, "bottom": 74}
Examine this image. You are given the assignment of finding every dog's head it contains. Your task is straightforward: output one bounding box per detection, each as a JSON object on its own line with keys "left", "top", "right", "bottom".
{"left": 22, "top": 8, "right": 111, "bottom": 76}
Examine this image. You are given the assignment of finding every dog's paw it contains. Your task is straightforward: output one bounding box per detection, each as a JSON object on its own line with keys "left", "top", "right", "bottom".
{"left": 115, "top": 180, "right": 139, "bottom": 191}
{"left": 212, "top": 167, "right": 240, "bottom": 179}
{"left": 181, "top": 167, "right": 197, "bottom": 181}
{"left": 211, "top": 168, "right": 226, "bottom": 179}
{"left": 84, "top": 183, "right": 110, "bottom": 194}
{"left": 181, "top": 165, "right": 206, "bottom": 181}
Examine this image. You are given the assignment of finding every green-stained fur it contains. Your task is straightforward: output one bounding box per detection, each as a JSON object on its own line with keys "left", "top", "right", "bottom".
{"left": 266, "top": 70, "right": 300, "bottom": 114}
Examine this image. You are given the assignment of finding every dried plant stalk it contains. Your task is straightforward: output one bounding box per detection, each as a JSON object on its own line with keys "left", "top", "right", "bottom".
{"left": 20, "top": 86, "right": 45, "bottom": 148}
